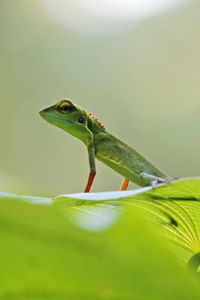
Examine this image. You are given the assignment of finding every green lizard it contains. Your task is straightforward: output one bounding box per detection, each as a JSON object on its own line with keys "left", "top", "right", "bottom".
{"left": 39, "top": 99, "right": 172, "bottom": 192}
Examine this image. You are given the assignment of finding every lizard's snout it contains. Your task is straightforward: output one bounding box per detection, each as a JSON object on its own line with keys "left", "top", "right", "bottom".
{"left": 39, "top": 108, "right": 47, "bottom": 114}
{"left": 39, "top": 106, "right": 52, "bottom": 117}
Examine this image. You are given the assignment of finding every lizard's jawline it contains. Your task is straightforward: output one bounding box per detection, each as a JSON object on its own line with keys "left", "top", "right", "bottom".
{"left": 42, "top": 113, "right": 73, "bottom": 125}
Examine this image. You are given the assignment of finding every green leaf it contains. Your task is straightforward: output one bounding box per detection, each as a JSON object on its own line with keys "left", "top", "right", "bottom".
{"left": 0, "top": 188, "right": 200, "bottom": 299}
{"left": 53, "top": 178, "right": 200, "bottom": 268}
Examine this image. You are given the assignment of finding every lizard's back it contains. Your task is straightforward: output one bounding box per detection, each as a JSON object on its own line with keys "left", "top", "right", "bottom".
{"left": 94, "top": 131, "right": 170, "bottom": 186}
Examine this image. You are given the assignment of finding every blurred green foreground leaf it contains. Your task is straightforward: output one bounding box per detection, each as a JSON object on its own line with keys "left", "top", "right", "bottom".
{"left": 0, "top": 178, "right": 200, "bottom": 299}
{"left": 55, "top": 178, "right": 200, "bottom": 266}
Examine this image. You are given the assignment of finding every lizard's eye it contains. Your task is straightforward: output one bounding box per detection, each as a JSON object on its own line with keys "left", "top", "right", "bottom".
{"left": 59, "top": 103, "right": 71, "bottom": 113}
{"left": 78, "top": 116, "right": 85, "bottom": 124}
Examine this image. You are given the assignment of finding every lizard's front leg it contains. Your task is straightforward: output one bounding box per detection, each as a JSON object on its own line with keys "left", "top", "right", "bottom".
{"left": 85, "top": 146, "right": 96, "bottom": 193}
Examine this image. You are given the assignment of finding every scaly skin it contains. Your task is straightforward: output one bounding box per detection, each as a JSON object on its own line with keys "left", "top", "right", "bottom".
{"left": 39, "top": 99, "right": 171, "bottom": 192}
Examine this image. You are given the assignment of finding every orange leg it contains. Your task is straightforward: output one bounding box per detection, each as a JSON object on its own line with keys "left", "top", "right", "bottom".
{"left": 84, "top": 170, "right": 96, "bottom": 193}
{"left": 120, "top": 178, "right": 129, "bottom": 191}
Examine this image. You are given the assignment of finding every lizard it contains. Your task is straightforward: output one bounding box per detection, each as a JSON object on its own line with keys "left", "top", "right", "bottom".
{"left": 39, "top": 99, "right": 172, "bottom": 192}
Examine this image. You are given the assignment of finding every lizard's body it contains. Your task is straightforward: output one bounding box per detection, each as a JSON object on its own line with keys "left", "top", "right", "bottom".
{"left": 94, "top": 131, "right": 169, "bottom": 187}
{"left": 40, "top": 99, "right": 171, "bottom": 192}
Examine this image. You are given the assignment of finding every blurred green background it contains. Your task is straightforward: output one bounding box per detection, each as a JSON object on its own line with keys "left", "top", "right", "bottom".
{"left": 1, "top": 0, "right": 200, "bottom": 196}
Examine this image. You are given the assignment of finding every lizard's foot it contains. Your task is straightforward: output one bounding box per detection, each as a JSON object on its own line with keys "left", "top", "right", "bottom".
{"left": 150, "top": 177, "right": 171, "bottom": 188}
{"left": 150, "top": 177, "right": 179, "bottom": 188}
{"left": 139, "top": 172, "right": 176, "bottom": 187}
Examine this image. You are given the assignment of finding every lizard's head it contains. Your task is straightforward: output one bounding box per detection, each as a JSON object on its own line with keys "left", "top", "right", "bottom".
{"left": 39, "top": 99, "right": 93, "bottom": 145}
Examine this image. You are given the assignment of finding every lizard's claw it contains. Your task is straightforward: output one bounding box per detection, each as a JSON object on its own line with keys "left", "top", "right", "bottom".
{"left": 150, "top": 177, "right": 177, "bottom": 188}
